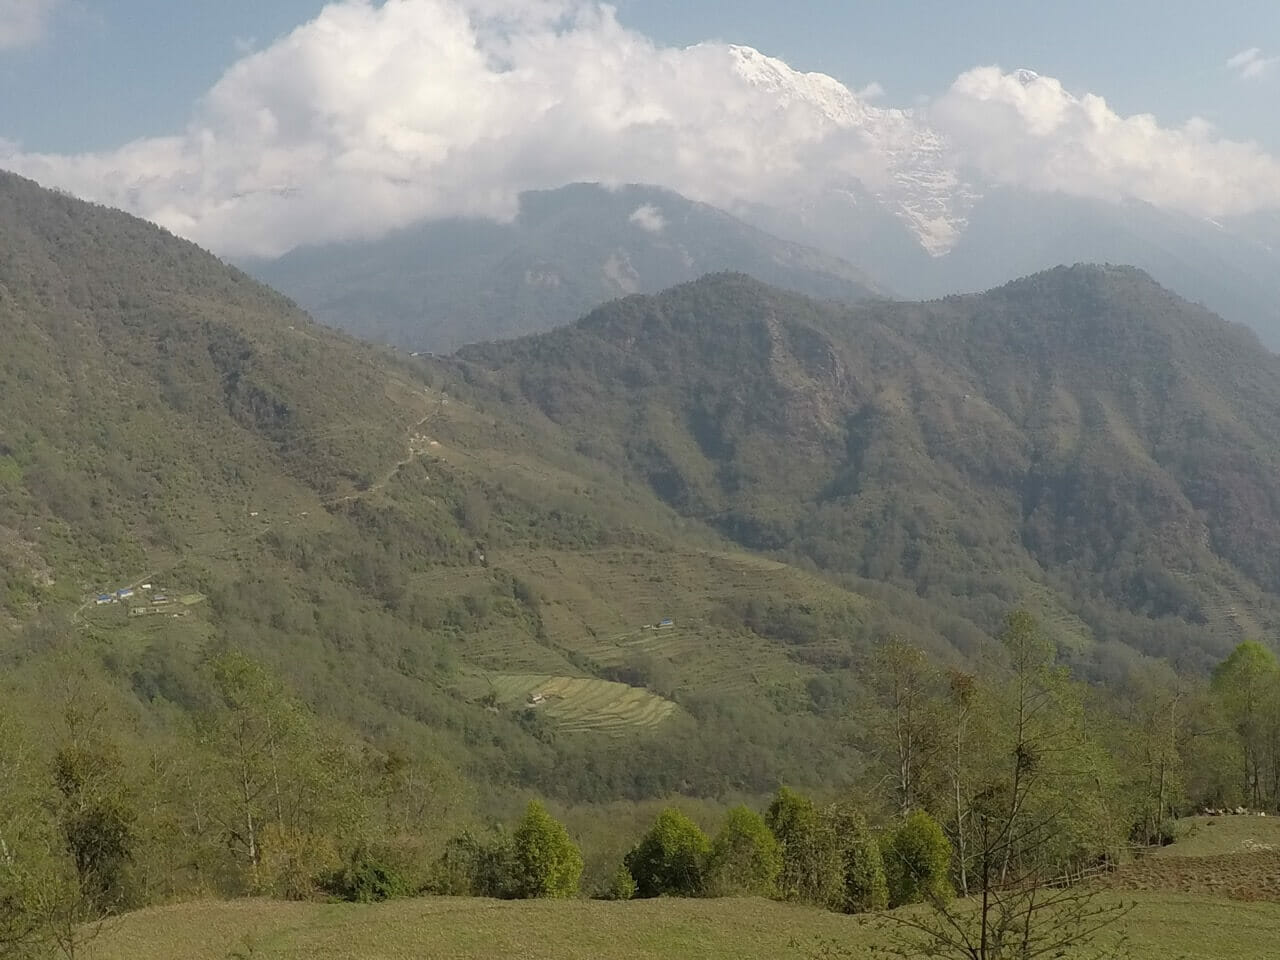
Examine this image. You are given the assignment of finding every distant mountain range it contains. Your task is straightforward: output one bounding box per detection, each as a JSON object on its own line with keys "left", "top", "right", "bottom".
{"left": 247, "top": 183, "right": 883, "bottom": 353}
{"left": 251, "top": 174, "right": 1280, "bottom": 355}
{"left": 715, "top": 48, "right": 1280, "bottom": 349}
{"left": 747, "top": 185, "right": 1280, "bottom": 351}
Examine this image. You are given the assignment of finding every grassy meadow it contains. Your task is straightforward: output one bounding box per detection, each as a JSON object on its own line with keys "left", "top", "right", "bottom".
{"left": 87, "top": 891, "right": 1280, "bottom": 960}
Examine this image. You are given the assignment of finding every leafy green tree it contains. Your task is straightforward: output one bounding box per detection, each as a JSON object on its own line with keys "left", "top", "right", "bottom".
{"left": 882, "top": 810, "right": 952, "bottom": 907}
{"left": 705, "top": 805, "right": 782, "bottom": 897}
{"left": 51, "top": 716, "right": 135, "bottom": 915}
{"left": 825, "top": 804, "right": 887, "bottom": 913}
{"left": 197, "top": 653, "right": 355, "bottom": 896}
{"left": 765, "top": 788, "right": 842, "bottom": 907}
{"left": 1, "top": 711, "right": 58, "bottom": 960}
{"left": 878, "top": 612, "right": 1128, "bottom": 960}
{"left": 509, "top": 800, "right": 583, "bottom": 899}
{"left": 624, "top": 809, "right": 709, "bottom": 898}
{"left": 1211, "top": 640, "right": 1280, "bottom": 808}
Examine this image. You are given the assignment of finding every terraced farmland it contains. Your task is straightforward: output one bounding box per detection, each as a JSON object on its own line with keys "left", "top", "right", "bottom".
{"left": 472, "top": 673, "right": 679, "bottom": 734}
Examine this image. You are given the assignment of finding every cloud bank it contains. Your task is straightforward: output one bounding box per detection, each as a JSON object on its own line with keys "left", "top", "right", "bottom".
{"left": 0, "top": 0, "right": 60, "bottom": 49}
{"left": 4, "top": 0, "right": 1279, "bottom": 257}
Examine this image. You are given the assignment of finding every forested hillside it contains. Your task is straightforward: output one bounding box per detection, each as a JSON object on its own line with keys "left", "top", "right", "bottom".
{"left": 458, "top": 268, "right": 1280, "bottom": 671}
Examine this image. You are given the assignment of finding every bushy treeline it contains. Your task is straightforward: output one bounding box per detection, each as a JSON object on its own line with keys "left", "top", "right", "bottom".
{"left": 433, "top": 789, "right": 950, "bottom": 914}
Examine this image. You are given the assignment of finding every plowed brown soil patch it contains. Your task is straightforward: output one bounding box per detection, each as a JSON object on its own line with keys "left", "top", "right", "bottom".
{"left": 1112, "top": 851, "right": 1280, "bottom": 901}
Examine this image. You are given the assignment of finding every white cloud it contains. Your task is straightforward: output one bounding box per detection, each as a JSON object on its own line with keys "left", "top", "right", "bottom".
{"left": 929, "top": 66, "right": 1280, "bottom": 219}
{"left": 628, "top": 203, "right": 666, "bottom": 233}
{"left": 856, "top": 81, "right": 885, "bottom": 101}
{"left": 0, "top": 0, "right": 60, "bottom": 49}
{"left": 3, "top": 0, "right": 1279, "bottom": 257}
{"left": 1227, "top": 47, "right": 1277, "bottom": 81}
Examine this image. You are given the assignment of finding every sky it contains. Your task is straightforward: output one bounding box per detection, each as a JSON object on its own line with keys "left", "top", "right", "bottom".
{"left": 1, "top": 0, "right": 1277, "bottom": 256}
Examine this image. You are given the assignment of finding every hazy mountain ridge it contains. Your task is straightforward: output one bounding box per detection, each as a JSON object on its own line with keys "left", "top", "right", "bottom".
{"left": 249, "top": 183, "right": 883, "bottom": 353}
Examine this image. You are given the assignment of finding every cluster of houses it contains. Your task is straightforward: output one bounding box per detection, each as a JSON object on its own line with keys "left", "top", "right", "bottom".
{"left": 93, "top": 583, "right": 176, "bottom": 613}
{"left": 95, "top": 583, "right": 152, "bottom": 605}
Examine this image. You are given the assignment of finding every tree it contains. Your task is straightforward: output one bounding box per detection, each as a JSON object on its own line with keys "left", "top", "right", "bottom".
{"left": 0, "top": 710, "right": 56, "bottom": 960}
{"left": 1115, "top": 660, "right": 1194, "bottom": 845}
{"left": 941, "top": 668, "right": 982, "bottom": 896}
{"left": 624, "top": 809, "right": 709, "bottom": 898}
{"left": 865, "top": 637, "right": 942, "bottom": 815}
{"left": 197, "top": 652, "right": 352, "bottom": 896}
{"left": 825, "top": 804, "right": 888, "bottom": 913}
{"left": 705, "top": 806, "right": 782, "bottom": 897}
{"left": 50, "top": 701, "right": 135, "bottom": 917}
{"left": 51, "top": 745, "right": 134, "bottom": 916}
{"left": 429, "top": 829, "right": 516, "bottom": 898}
{"left": 509, "top": 800, "right": 583, "bottom": 899}
{"left": 881, "top": 810, "right": 951, "bottom": 907}
{"left": 765, "top": 788, "right": 842, "bottom": 907}
{"left": 604, "top": 865, "right": 637, "bottom": 901}
{"left": 878, "top": 611, "right": 1129, "bottom": 960}
{"left": 1211, "top": 640, "right": 1280, "bottom": 809}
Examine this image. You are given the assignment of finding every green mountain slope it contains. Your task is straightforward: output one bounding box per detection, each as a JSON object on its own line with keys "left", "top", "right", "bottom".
{"left": 246, "top": 183, "right": 884, "bottom": 352}
{"left": 7, "top": 164, "right": 1279, "bottom": 819}
{"left": 0, "top": 171, "right": 910, "bottom": 804}
{"left": 457, "top": 268, "right": 1280, "bottom": 670}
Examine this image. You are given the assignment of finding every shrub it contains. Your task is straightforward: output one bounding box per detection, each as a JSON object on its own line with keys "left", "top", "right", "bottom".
{"left": 825, "top": 804, "right": 888, "bottom": 913}
{"left": 882, "top": 810, "right": 953, "bottom": 907}
{"left": 624, "top": 809, "right": 710, "bottom": 898}
{"left": 603, "top": 865, "right": 637, "bottom": 901}
{"left": 765, "top": 787, "right": 842, "bottom": 907}
{"left": 319, "top": 845, "right": 410, "bottom": 903}
{"left": 509, "top": 800, "right": 583, "bottom": 899}
{"left": 428, "top": 829, "right": 516, "bottom": 898}
{"left": 705, "top": 805, "right": 782, "bottom": 897}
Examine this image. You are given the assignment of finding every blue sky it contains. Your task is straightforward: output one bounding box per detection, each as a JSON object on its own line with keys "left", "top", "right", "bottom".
{"left": 3, "top": 0, "right": 1278, "bottom": 152}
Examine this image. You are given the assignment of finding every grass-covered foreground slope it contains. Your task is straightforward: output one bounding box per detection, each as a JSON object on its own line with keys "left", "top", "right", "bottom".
{"left": 90, "top": 813, "right": 1280, "bottom": 959}
{"left": 458, "top": 269, "right": 1280, "bottom": 671}
{"left": 89, "top": 892, "right": 1280, "bottom": 960}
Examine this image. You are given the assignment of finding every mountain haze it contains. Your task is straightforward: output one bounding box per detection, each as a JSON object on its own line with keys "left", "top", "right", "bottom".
{"left": 249, "top": 183, "right": 884, "bottom": 352}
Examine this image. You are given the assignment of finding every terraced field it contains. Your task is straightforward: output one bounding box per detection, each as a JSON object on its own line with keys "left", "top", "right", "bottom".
{"left": 463, "top": 673, "right": 679, "bottom": 735}
{"left": 505, "top": 545, "right": 848, "bottom": 698}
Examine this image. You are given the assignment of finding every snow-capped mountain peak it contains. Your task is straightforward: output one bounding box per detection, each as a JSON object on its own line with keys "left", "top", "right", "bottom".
{"left": 726, "top": 43, "right": 978, "bottom": 255}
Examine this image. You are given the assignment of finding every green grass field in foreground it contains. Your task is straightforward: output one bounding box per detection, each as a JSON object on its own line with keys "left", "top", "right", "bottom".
{"left": 90, "top": 892, "right": 1280, "bottom": 960}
